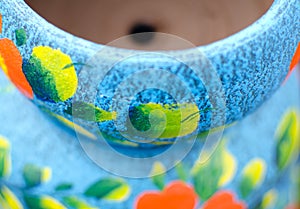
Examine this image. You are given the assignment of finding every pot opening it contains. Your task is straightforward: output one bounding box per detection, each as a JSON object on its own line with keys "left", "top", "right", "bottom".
{"left": 25, "top": 0, "right": 273, "bottom": 49}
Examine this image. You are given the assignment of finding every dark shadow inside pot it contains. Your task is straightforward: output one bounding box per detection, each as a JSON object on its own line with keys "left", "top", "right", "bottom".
{"left": 25, "top": 0, "right": 273, "bottom": 49}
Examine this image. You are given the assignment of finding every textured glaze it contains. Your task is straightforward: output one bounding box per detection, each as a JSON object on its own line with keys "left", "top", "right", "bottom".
{"left": 0, "top": 1, "right": 300, "bottom": 208}
{"left": 0, "top": 0, "right": 299, "bottom": 146}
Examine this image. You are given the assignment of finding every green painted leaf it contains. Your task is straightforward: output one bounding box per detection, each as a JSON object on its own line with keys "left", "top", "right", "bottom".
{"left": 150, "top": 162, "right": 166, "bottom": 190}
{"left": 24, "top": 195, "right": 66, "bottom": 209}
{"left": 260, "top": 189, "right": 278, "bottom": 209}
{"left": 239, "top": 158, "right": 266, "bottom": 198}
{"left": 23, "top": 46, "right": 78, "bottom": 102}
{"left": 128, "top": 103, "right": 200, "bottom": 139}
{"left": 55, "top": 183, "right": 73, "bottom": 191}
{"left": 62, "top": 196, "right": 98, "bottom": 209}
{"left": 175, "top": 162, "right": 188, "bottom": 182}
{"left": 192, "top": 147, "right": 223, "bottom": 200}
{"left": 23, "top": 164, "right": 52, "bottom": 188}
{"left": 217, "top": 149, "right": 237, "bottom": 187}
{"left": 0, "top": 195, "right": 10, "bottom": 209}
{"left": 191, "top": 140, "right": 236, "bottom": 200}
{"left": 0, "top": 186, "right": 24, "bottom": 209}
{"left": 62, "top": 63, "right": 93, "bottom": 70}
{"left": 275, "top": 109, "right": 300, "bottom": 170}
{"left": 15, "top": 28, "right": 27, "bottom": 46}
{"left": 84, "top": 178, "right": 131, "bottom": 201}
{"left": 64, "top": 101, "right": 116, "bottom": 122}
{"left": 0, "top": 136, "right": 11, "bottom": 178}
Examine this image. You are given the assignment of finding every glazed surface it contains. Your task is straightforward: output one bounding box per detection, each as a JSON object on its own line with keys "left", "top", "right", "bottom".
{"left": 0, "top": 0, "right": 299, "bottom": 144}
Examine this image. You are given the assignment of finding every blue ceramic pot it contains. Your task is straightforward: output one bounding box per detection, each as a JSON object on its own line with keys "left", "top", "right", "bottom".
{"left": 0, "top": 0, "right": 299, "bottom": 146}
{"left": 0, "top": 1, "right": 300, "bottom": 209}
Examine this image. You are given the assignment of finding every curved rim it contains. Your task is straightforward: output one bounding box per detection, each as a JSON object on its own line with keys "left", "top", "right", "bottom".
{"left": 14, "top": 0, "right": 280, "bottom": 55}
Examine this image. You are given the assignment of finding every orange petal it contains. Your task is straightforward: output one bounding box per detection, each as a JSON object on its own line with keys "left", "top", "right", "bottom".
{"left": 135, "top": 181, "right": 198, "bottom": 209}
{"left": 203, "top": 191, "right": 246, "bottom": 209}
{"left": 135, "top": 192, "right": 163, "bottom": 209}
{"left": 163, "top": 181, "right": 198, "bottom": 209}
{"left": 0, "top": 38, "right": 33, "bottom": 99}
{"left": 290, "top": 43, "right": 300, "bottom": 71}
{"left": 203, "top": 191, "right": 233, "bottom": 209}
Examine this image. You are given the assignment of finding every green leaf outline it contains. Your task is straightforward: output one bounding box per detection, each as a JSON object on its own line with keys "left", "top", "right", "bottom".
{"left": 63, "top": 196, "right": 98, "bottom": 209}
{"left": 275, "top": 109, "right": 299, "bottom": 170}
{"left": 55, "top": 183, "right": 73, "bottom": 192}
{"left": 84, "top": 178, "right": 131, "bottom": 201}
{"left": 150, "top": 162, "right": 166, "bottom": 190}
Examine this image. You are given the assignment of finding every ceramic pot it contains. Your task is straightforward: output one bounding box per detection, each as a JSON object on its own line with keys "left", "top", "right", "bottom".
{"left": 0, "top": 1, "right": 300, "bottom": 209}
{"left": 0, "top": 0, "right": 299, "bottom": 146}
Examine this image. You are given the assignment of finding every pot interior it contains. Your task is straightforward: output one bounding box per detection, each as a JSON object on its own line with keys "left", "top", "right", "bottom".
{"left": 25, "top": 0, "right": 273, "bottom": 49}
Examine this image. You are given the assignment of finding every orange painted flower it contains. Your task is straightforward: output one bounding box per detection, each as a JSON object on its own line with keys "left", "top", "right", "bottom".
{"left": 0, "top": 38, "right": 33, "bottom": 99}
{"left": 290, "top": 44, "right": 300, "bottom": 71}
{"left": 135, "top": 181, "right": 198, "bottom": 209}
{"left": 202, "top": 191, "right": 246, "bottom": 209}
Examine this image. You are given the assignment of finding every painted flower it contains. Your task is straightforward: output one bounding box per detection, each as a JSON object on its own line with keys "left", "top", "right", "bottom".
{"left": 135, "top": 181, "right": 198, "bottom": 209}
{"left": 290, "top": 44, "right": 300, "bottom": 71}
{"left": 286, "top": 44, "right": 300, "bottom": 79}
{"left": 202, "top": 191, "right": 246, "bottom": 209}
{"left": 0, "top": 38, "right": 33, "bottom": 99}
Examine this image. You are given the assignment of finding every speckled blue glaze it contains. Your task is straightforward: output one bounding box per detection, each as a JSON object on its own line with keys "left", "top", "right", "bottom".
{"left": 0, "top": 1, "right": 300, "bottom": 208}
{"left": 0, "top": 0, "right": 299, "bottom": 145}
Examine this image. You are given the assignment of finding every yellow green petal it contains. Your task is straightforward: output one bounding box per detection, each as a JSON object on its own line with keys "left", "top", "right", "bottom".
{"left": 84, "top": 178, "right": 131, "bottom": 202}
{"left": 24, "top": 46, "right": 78, "bottom": 102}
{"left": 0, "top": 136, "right": 11, "bottom": 178}
{"left": 239, "top": 158, "right": 267, "bottom": 198}
{"left": 150, "top": 162, "right": 166, "bottom": 190}
{"left": 129, "top": 102, "right": 199, "bottom": 139}
{"left": 103, "top": 183, "right": 131, "bottom": 202}
{"left": 275, "top": 109, "right": 300, "bottom": 170}
{"left": 261, "top": 189, "right": 278, "bottom": 209}
{"left": 0, "top": 186, "right": 24, "bottom": 209}
{"left": 218, "top": 149, "right": 237, "bottom": 187}
{"left": 51, "top": 112, "right": 97, "bottom": 140}
{"left": 41, "top": 167, "right": 52, "bottom": 183}
{"left": 63, "top": 196, "right": 98, "bottom": 209}
{"left": 243, "top": 158, "right": 266, "bottom": 186}
{"left": 40, "top": 196, "right": 66, "bottom": 209}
